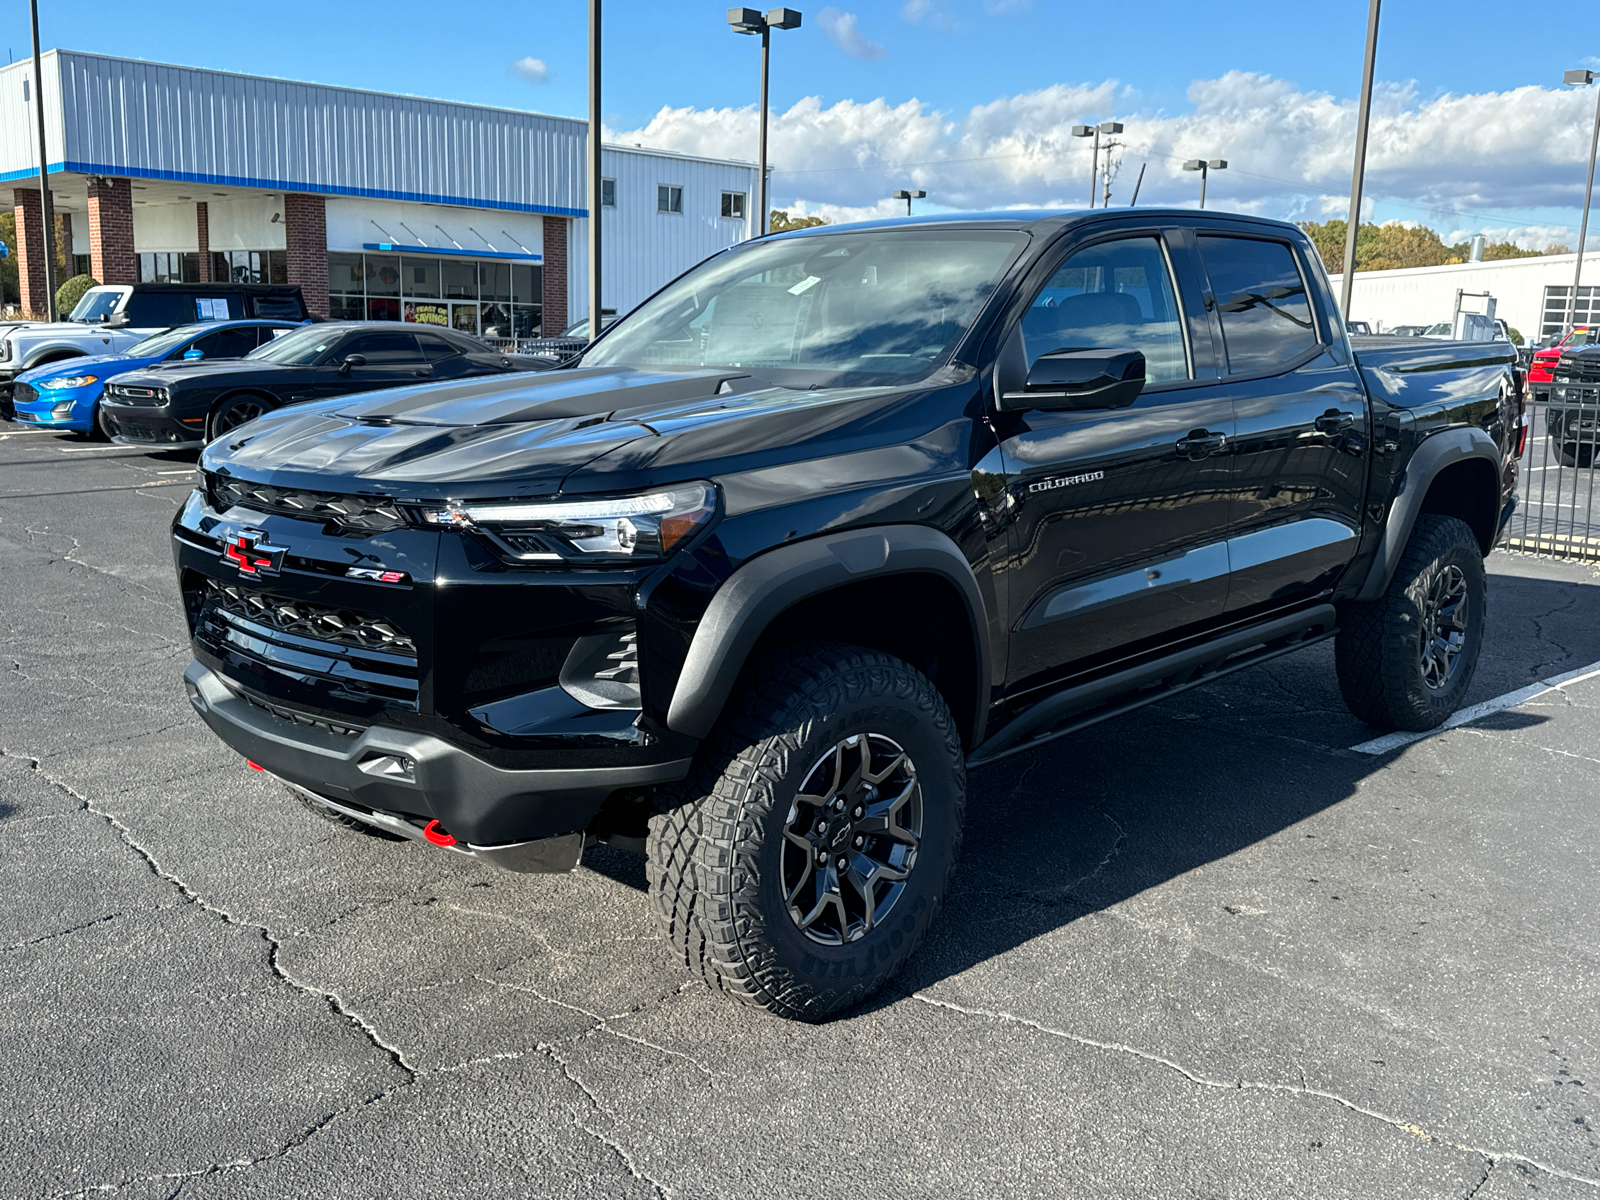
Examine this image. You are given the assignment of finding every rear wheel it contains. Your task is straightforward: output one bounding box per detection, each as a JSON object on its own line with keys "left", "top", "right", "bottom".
{"left": 647, "top": 642, "right": 965, "bottom": 1021}
{"left": 207, "top": 393, "right": 276, "bottom": 442}
{"left": 1335, "top": 514, "right": 1486, "bottom": 731}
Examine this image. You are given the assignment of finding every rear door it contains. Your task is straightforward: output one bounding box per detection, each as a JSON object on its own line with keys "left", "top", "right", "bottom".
{"left": 1193, "top": 231, "right": 1367, "bottom": 617}
{"left": 995, "top": 224, "right": 1236, "bottom": 689}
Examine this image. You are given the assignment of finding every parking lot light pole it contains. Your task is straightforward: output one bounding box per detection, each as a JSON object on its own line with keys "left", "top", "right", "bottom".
{"left": 1340, "top": 0, "right": 1381, "bottom": 321}
{"left": 29, "top": 0, "right": 56, "bottom": 321}
{"left": 1183, "top": 159, "right": 1227, "bottom": 209}
{"left": 1563, "top": 68, "right": 1600, "bottom": 336}
{"left": 587, "top": 0, "right": 602, "bottom": 342}
{"left": 1070, "top": 121, "right": 1122, "bottom": 209}
{"left": 892, "top": 188, "right": 925, "bottom": 215}
{"left": 729, "top": 7, "right": 802, "bottom": 237}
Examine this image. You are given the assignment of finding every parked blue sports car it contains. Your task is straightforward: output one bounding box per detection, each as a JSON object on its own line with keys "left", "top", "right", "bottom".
{"left": 11, "top": 319, "right": 303, "bottom": 438}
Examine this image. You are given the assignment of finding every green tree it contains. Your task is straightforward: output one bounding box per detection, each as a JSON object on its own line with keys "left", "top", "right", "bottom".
{"left": 55, "top": 272, "right": 99, "bottom": 315}
{"left": 769, "top": 209, "right": 829, "bottom": 232}
{"left": 0, "top": 212, "right": 19, "bottom": 313}
{"left": 1301, "top": 219, "right": 1541, "bottom": 273}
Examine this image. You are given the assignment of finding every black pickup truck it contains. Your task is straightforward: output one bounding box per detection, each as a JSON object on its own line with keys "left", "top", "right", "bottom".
{"left": 169, "top": 210, "right": 1521, "bottom": 1020}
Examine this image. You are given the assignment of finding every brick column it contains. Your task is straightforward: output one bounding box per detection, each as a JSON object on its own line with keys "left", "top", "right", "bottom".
{"left": 283, "top": 193, "right": 327, "bottom": 317}
{"left": 12, "top": 187, "right": 48, "bottom": 317}
{"left": 196, "top": 202, "right": 211, "bottom": 282}
{"left": 86, "top": 176, "right": 136, "bottom": 284}
{"left": 541, "top": 216, "right": 568, "bottom": 335}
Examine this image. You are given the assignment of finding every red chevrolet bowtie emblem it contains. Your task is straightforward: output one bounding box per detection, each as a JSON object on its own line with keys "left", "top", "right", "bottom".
{"left": 221, "top": 529, "right": 286, "bottom": 578}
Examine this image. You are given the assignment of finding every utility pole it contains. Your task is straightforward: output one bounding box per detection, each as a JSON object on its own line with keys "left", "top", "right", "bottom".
{"left": 1340, "top": 0, "right": 1381, "bottom": 320}
{"left": 1563, "top": 68, "right": 1600, "bottom": 336}
{"left": 586, "top": 0, "right": 601, "bottom": 341}
{"left": 1128, "top": 162, "right": 1147, "bottom": 206}
{"left": 1100, "top": 144, "right": 1121, "bottom": 207}
{"left": 28, "top": 0, "right": 56, "bottom": 320}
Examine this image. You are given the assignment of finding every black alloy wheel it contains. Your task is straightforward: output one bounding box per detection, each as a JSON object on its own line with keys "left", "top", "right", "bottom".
{"left": 207, "top": 394, "right": 275, "bottom": 442}
{"left": 781, "top": 733, "right": 923, "bottom": 945}
{"left": 1417, "top": 564, "right": 1469, "bottom": 691}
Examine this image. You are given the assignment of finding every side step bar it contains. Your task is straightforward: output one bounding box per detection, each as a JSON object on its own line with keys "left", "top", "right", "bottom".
{"left": 967, "top": 604, "right": 1338, "bottom": 768}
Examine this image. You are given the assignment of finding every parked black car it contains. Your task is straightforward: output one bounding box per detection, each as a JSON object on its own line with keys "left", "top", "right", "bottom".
{"left": 172, "top": 210, "right": 1520, "bottom": 1020}
{"left": 518, "top": 315, "right": 617, "bottom": 365}
{"left": 102, "top": 323, "right": 546, "bottom": 445}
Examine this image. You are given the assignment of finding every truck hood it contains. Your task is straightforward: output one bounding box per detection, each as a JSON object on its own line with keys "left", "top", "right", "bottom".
{"left": 202, "top": 363, "right": 969, "bottom": 502}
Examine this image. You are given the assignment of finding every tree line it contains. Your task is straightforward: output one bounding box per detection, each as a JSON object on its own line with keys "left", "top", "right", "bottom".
{"left": 1299, "top": 220, "right": 1562, "bottom": 273}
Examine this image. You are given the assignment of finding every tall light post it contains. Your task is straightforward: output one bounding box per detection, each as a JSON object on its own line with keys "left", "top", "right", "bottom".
{"left": 1340, "top": 0, "right": 1381, "bottom": 321}
{"left": 586, "top": 0, "right": 602, "bottom": 341}
{"left": 28, "top": 0, "right": 56, "bottom": 320}
{"left": 728, "top": 7, "right": 802, "bottom": 237}
{"left": 1183, "top": 159, "right": 1227, "bottom": 209}
{"left": 893, "top": 188, "right": 925, "bottom": 216}
{"left": 1070, "top": 121, "right": 1122, "bottom": 209}
{"left": 1564, "top": 68, "right": 1600, "bottom": 336}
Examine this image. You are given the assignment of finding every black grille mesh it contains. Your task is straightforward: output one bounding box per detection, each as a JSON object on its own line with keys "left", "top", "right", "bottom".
{"left": 208, "top": 475, "right": 407, "bottom": 532}
{"left": 204, "top": 580, "right": 416, "bottom": 656}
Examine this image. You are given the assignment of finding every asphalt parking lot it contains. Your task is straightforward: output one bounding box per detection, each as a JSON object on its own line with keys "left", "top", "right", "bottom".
{"left": 4, "top": 419, "right": 1600, "bottom": 1200}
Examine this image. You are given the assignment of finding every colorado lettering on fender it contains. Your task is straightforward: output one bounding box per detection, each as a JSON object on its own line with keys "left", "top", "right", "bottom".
{"left": 1029, "top": 470, "right": 1105, "bottom": 494}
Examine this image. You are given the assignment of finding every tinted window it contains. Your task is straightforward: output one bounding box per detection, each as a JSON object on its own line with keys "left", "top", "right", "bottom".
{"left": 189, "top": 328, "right": 260, "bottom": 360}
{"left": 125, "top": 292, "right": 238, "bottom": 328}
{"left": 1021, "top": 237, "right": 1188, "bottom": 383}
{"left": 415, "top": 334, "right": 461, "bottom": 362}
{"left": 252, "top": 294, "right": 307, "bottom": 319}
{"left": 1197, "top": 236, "right": 1319, "bottom": 375}
{"left": 344, "top": 332, "right": 424, "bottom": 364}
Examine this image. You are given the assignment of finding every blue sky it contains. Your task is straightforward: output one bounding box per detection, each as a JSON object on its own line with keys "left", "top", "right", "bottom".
{"left": 21, "top": 0, "right": 1600, "bottom": 244}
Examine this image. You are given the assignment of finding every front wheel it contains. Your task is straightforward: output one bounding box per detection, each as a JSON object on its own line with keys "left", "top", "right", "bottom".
{"left": 207, "top": 393, "right": 276, "bottom": 442}
{"left": 90, "top": 401, "right": 116, "bottom": 442}
{"left": 647, "top": 642, "right": 965, "bottom": 1021}
{"left": 1335, "top": 514, "right": 1486, "bottom": 731}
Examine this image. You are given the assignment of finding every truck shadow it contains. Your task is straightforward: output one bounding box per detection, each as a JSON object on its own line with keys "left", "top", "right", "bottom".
{"left": 871, "top": 566, "right": 1600, "bottom": 1012}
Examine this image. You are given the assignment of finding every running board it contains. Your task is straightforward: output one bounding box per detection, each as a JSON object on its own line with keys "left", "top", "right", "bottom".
{"left": 967, "top": 604, "right": 1338, "bottom": 768}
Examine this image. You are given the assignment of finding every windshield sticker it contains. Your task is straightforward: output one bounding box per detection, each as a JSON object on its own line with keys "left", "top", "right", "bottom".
{"left": 1029, "top": 470, "right": 1104, "bottom": 494}
{"left": 787, "top": 275, "right": 821, "bottom": 296}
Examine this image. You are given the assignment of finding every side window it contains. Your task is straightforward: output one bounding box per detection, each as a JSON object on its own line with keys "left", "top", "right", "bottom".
{"left": 1196, "top": 236, "right": 1319, "bottom": 375}
{"left": 1020, "top": 237, "right": 1189, "bottom": 384}
{"left": 415, "top": 334, "right": 461, "bottom": 362}
{"left": 189, "top": 328, "right": 260, "bottom": 359}
{"left": 344, "top": 332, "right": 425, "bottom": 364}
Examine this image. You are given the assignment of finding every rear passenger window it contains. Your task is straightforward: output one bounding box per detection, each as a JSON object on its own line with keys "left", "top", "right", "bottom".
{"left": 344, "top": 332, "right": 424, "bottom": 364}
{"left": 415, "top": 334, "right": 460, "bottom": 362}
{"left": 1021, "top": 237, "right": 1188, "bottom": 383}
{"left": 1197, "top": 236, "right": 1319, "bottom": 375}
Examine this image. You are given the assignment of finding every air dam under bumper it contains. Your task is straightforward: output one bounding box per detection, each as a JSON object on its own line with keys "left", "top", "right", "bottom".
{"left": 183, "top": 660, "right": 692, "bottom": 869}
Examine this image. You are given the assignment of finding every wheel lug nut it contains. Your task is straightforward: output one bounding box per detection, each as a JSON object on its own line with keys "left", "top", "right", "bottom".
{"left": 831, "top": 798, "right": 845, "bottom": 812}
{"left": 853, "top": 835, "right": 864, "bottom": 848}
{"left": 853, "top": 806, "right": 864, "bottom": 819}
{"left": 836, "top": 856, "right": 848, "bottom": 870}
{"left": 817, "top": 848, "right": 827, "bottom": 861}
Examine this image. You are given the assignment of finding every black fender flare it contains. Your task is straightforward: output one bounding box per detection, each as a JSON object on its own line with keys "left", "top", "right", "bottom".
{"left": 1355, "top": 425, "right": 1503, "bottom": 601}
{"left": 664, "top": 525, "right": 991, "bottom": 745}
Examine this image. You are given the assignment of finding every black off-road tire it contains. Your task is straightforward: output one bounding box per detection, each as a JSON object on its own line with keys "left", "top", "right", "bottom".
{"left": 648, "top": 641, "right": 965, "bottom": 1022}
{"left": 1335, "top": 514, "right": 1486, "bottom": 731}
{"left": 286, "top": 785, "right": 403, "bottom": 840}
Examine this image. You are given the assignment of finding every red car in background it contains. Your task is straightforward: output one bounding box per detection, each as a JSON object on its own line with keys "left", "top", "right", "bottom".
{"left": 1531, "top": 326, "right": 1599, "bottom": 384}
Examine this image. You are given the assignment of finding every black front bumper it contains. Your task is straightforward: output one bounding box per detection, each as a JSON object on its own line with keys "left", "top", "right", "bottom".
{"left": 185, "top": 659, "right": 691, "bottom": 852}
{"left": 103, "top": 400, "right": 206, "bottom": 447}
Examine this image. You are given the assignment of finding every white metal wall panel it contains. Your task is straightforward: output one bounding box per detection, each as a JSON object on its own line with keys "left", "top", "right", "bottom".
{"left": 47, "top": 52, "right": 588, "bottom": 216}
{"left": 568, "top": 147, "right": 759, "bottom": 317}
{"left": 0, "top": 52, "right": 65, "bottom": 183}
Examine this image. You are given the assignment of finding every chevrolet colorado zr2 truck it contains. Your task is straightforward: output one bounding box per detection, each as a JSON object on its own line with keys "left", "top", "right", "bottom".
{"left": 170, "top": 210, "right": 1521, "bottom": 1021}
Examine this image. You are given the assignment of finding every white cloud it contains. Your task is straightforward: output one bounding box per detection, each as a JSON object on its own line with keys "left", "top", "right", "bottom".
{"left": 613, "top": 71, "right": 1600, "bottom": 242}
{"left": 900, "top": 0, "right": 958, "bottom": 29}
{"left": 984, "top": 0, "right": 1033, "bottom": 12}
{"left": 510, "top": 57, "right": 550, "bottom": 84}
{"left": 818, "top": 9, "right": 887, "bottom": 60}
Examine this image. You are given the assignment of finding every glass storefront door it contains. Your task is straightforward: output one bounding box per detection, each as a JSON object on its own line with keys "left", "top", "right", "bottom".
{"left": 450, "top": 303, "right": 478, "bottom": 334}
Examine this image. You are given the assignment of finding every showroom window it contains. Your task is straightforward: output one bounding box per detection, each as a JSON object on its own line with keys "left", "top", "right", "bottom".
{"left": 325, "top": 251, "right": 543, "bottom": 337}
{"left": 657, "top": 184, "right": 684, "bottom": 215}
{"left": 721, "top": 191, "right": 746, "bottom": 220}
{"left": 210, "top": 250, "right": 286, "bottom": 285}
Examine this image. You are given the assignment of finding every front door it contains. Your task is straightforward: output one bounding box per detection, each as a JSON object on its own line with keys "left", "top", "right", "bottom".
{"left": 317, "top": 330, "right": 433, "bottom": 398}
{"left": 1192, "top": 233, "right": 1367, "bottom": 616}
{"left": 995, "top": 230, "right": 1236, "bottom": 691}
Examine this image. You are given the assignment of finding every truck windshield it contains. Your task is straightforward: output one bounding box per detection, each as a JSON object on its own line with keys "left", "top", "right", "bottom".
{"left": 68, "top": 289, "right": 124, "bottom": 324}
{"left": 246, "top": 324, "right": 340, "bottom": 365}
{"left": 582, "top": 228, "right": 1029, "bottom": 388}
{"left": 127, "top": 324, "right": 211, "bottom": 358}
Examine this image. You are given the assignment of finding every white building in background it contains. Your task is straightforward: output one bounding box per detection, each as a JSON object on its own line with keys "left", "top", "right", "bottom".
{"left": 1330, "top": 249, "right": 1600, "bottom": 341}
{"left": 1, "top": 50, "right": 759, "bottom": 333}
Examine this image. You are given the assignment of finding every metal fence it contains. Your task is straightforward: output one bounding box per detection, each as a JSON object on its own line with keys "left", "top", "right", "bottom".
{"left": 1502, "top": 381, "right": 1600, "bottom": 560}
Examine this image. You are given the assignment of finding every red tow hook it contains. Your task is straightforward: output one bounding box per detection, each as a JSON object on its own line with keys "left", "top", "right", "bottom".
{"left": 246, "top": 760, "right": 265, "bottom": 772}
{"left": 423, "top": 820, "right": 457, "bottom": 848}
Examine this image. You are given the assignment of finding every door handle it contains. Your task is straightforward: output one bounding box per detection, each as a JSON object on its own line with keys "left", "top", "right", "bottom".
{"left": 413, "top": 367, "right": 433, "bottom": 378}
{"left": 1314, "top": 409, "right": 1356, "bottom": 434}
{"left": 1176, "top": 429, "right": 1228, "bottom": 459}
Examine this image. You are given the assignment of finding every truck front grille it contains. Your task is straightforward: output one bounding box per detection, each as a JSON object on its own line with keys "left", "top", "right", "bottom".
{"left": 204, "top": 580, "right": 416, "bottom": 654}
{"left": 207, "top": 474, "right": 408, "bottom": 533}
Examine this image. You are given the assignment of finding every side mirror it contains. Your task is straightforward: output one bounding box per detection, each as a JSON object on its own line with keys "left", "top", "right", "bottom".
{"left": 104, "top": 312, "right": 130, "bottom": 329}
{"left": 1002, "top": 347, "right": 1146, "bottom": 411}
{"left": 339, "top": 352, "right": 367, "bottom": 375}
{"left": 183, "top": 348, "right": 204, "bottom": 361}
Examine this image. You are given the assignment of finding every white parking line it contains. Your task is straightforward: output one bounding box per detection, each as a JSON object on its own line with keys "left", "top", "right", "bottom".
{"left": 1352, "top": 659, "right": 1600, "bottom": 755}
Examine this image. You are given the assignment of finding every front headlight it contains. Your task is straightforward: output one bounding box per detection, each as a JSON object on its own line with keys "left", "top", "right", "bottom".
{"left": 423, "top": 483, "right": 717, "bottom": 563}
{"left": 40, "top": 374, "right": 98, "bottom": 390}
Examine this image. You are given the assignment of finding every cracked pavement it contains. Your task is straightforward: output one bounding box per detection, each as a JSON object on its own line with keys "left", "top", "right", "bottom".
{"left": 3, "top": 421, "right": 1600, "bottom": 1198}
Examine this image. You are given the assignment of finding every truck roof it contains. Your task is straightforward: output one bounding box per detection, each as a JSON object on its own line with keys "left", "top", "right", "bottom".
{"left": 765, "top": 207, "right": 1309, "bottom": 239}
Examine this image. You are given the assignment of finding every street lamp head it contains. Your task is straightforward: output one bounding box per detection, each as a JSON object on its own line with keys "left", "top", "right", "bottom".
{"left": 1099, "top": 121, "right": 1124, "bottom": 135}
{"left": 1207, "top": 159, "right": 1228, "bottom": 170}
{"left": 728, "top": 7, "right": 765, "bottom": 32}
{"left": 893, "top": 189, "right": 910, "bottom": 199}
{"left": 1070, "top": 125, "right": 1094, "bottom": 138}
{"left": 1566, "top": 69, "right": 1596, "bottom": 87}
{"left": 892, "top": 189, "right": 926, "bottom": 199}
{"left": 766, "top": 7, "right": 802, "bottom": 29}
{"left": 1183, "top": 159, "right": 1205, "bottom": 171}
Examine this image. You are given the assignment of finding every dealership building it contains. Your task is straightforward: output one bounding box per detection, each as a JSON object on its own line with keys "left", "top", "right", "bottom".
{"left": 0, "top": 50, "right": 761, "bottom": 335}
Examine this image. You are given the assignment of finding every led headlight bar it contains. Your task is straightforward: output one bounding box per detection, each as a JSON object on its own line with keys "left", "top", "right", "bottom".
{"left": 423, "top": 483, "right": 717, "bottom": 563}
